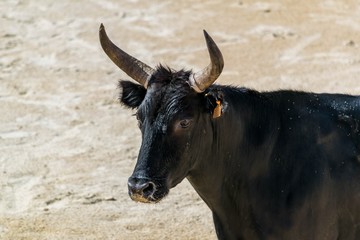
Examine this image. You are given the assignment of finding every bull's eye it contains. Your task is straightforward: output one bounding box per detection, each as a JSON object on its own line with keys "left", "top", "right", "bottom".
{"left": 179, "top": 119, "right": 192, "bottom": 128}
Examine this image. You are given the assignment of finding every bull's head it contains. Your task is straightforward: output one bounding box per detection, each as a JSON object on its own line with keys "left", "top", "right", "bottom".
{"left": 99, "top": 24, "right": 224, "bottom": 203}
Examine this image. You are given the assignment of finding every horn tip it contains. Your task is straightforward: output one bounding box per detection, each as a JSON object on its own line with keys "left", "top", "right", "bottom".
{"left": 99, "top": 23, "right": 105, "bottom": 32}
{"left": 203, "top": 29, "right": 209, "bottom": 38}
{"left": 202, "top": 30, "right": 216, "bottom": 46}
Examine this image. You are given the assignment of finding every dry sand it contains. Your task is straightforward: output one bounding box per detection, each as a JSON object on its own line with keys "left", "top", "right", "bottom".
{"left": 1, "top": 0, "right": 360, "bottom": 239}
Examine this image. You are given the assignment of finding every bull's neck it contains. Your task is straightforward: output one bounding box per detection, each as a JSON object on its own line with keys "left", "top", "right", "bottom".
{"left": 187, "top": 87, "right": 279, "bottom": 210}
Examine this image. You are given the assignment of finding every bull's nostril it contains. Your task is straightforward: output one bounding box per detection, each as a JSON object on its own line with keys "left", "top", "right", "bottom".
{"left": 142, "top": 182, "right": 156, "bottom": 196}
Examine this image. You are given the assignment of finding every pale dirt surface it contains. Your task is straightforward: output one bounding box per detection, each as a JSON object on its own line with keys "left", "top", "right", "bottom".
{"left": 1, "top": 0, "right": 360, "bottom": 239}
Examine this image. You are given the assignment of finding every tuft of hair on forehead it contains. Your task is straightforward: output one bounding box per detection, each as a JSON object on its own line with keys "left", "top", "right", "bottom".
{"left": 117, "top": 66, "right": 196, "bottom": 111}
{"left": 148, "top": 64, "right": 193, "bottom": 87}
{"left": 136, "top": 65, "right": 198, "bottom": 125}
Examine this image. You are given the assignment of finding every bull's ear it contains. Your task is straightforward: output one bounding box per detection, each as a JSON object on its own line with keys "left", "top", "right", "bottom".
{"left": 119, "top": 80, "right": 146, "bottom": 109}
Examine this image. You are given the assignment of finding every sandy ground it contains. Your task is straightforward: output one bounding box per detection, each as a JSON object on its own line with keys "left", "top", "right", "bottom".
{"left": 1, "top": 0, "right": 360, "bottom": 239}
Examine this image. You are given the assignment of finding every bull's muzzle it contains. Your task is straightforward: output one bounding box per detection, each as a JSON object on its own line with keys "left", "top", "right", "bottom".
{"left": 127, "top": 177, "right": 158, "bottom": 203}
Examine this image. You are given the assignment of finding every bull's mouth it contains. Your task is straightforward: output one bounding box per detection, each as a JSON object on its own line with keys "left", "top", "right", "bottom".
{"left": 129, "top": 192, "right": 164, "bottom": 203}
{"left": 130, "top": 193, "right": 153, "bottom": 203}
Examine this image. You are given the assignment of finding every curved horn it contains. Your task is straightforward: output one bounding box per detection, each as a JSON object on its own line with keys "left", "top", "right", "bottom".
{"left": 99, "top": 24, "right": 154, "bottom": 88}
{"left": 189, "top": 30, "right": 224, "bottom": 93}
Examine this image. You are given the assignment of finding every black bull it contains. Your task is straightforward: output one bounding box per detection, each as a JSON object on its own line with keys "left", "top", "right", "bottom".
{"left": 99, "top": 24, "right": 360, "bottom": 239}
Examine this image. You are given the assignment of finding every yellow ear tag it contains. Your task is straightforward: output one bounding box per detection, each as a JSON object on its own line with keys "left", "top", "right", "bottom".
{"left": 213, "top": 100, "right": 222, "bottom": 118}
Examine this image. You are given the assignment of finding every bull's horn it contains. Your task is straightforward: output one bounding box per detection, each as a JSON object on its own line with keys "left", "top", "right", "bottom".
{"left": 189, "top": 30, "right": 224, "bottom": 93}
{"left": 99, "top": 24, "right": 154, "bottom": 88}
